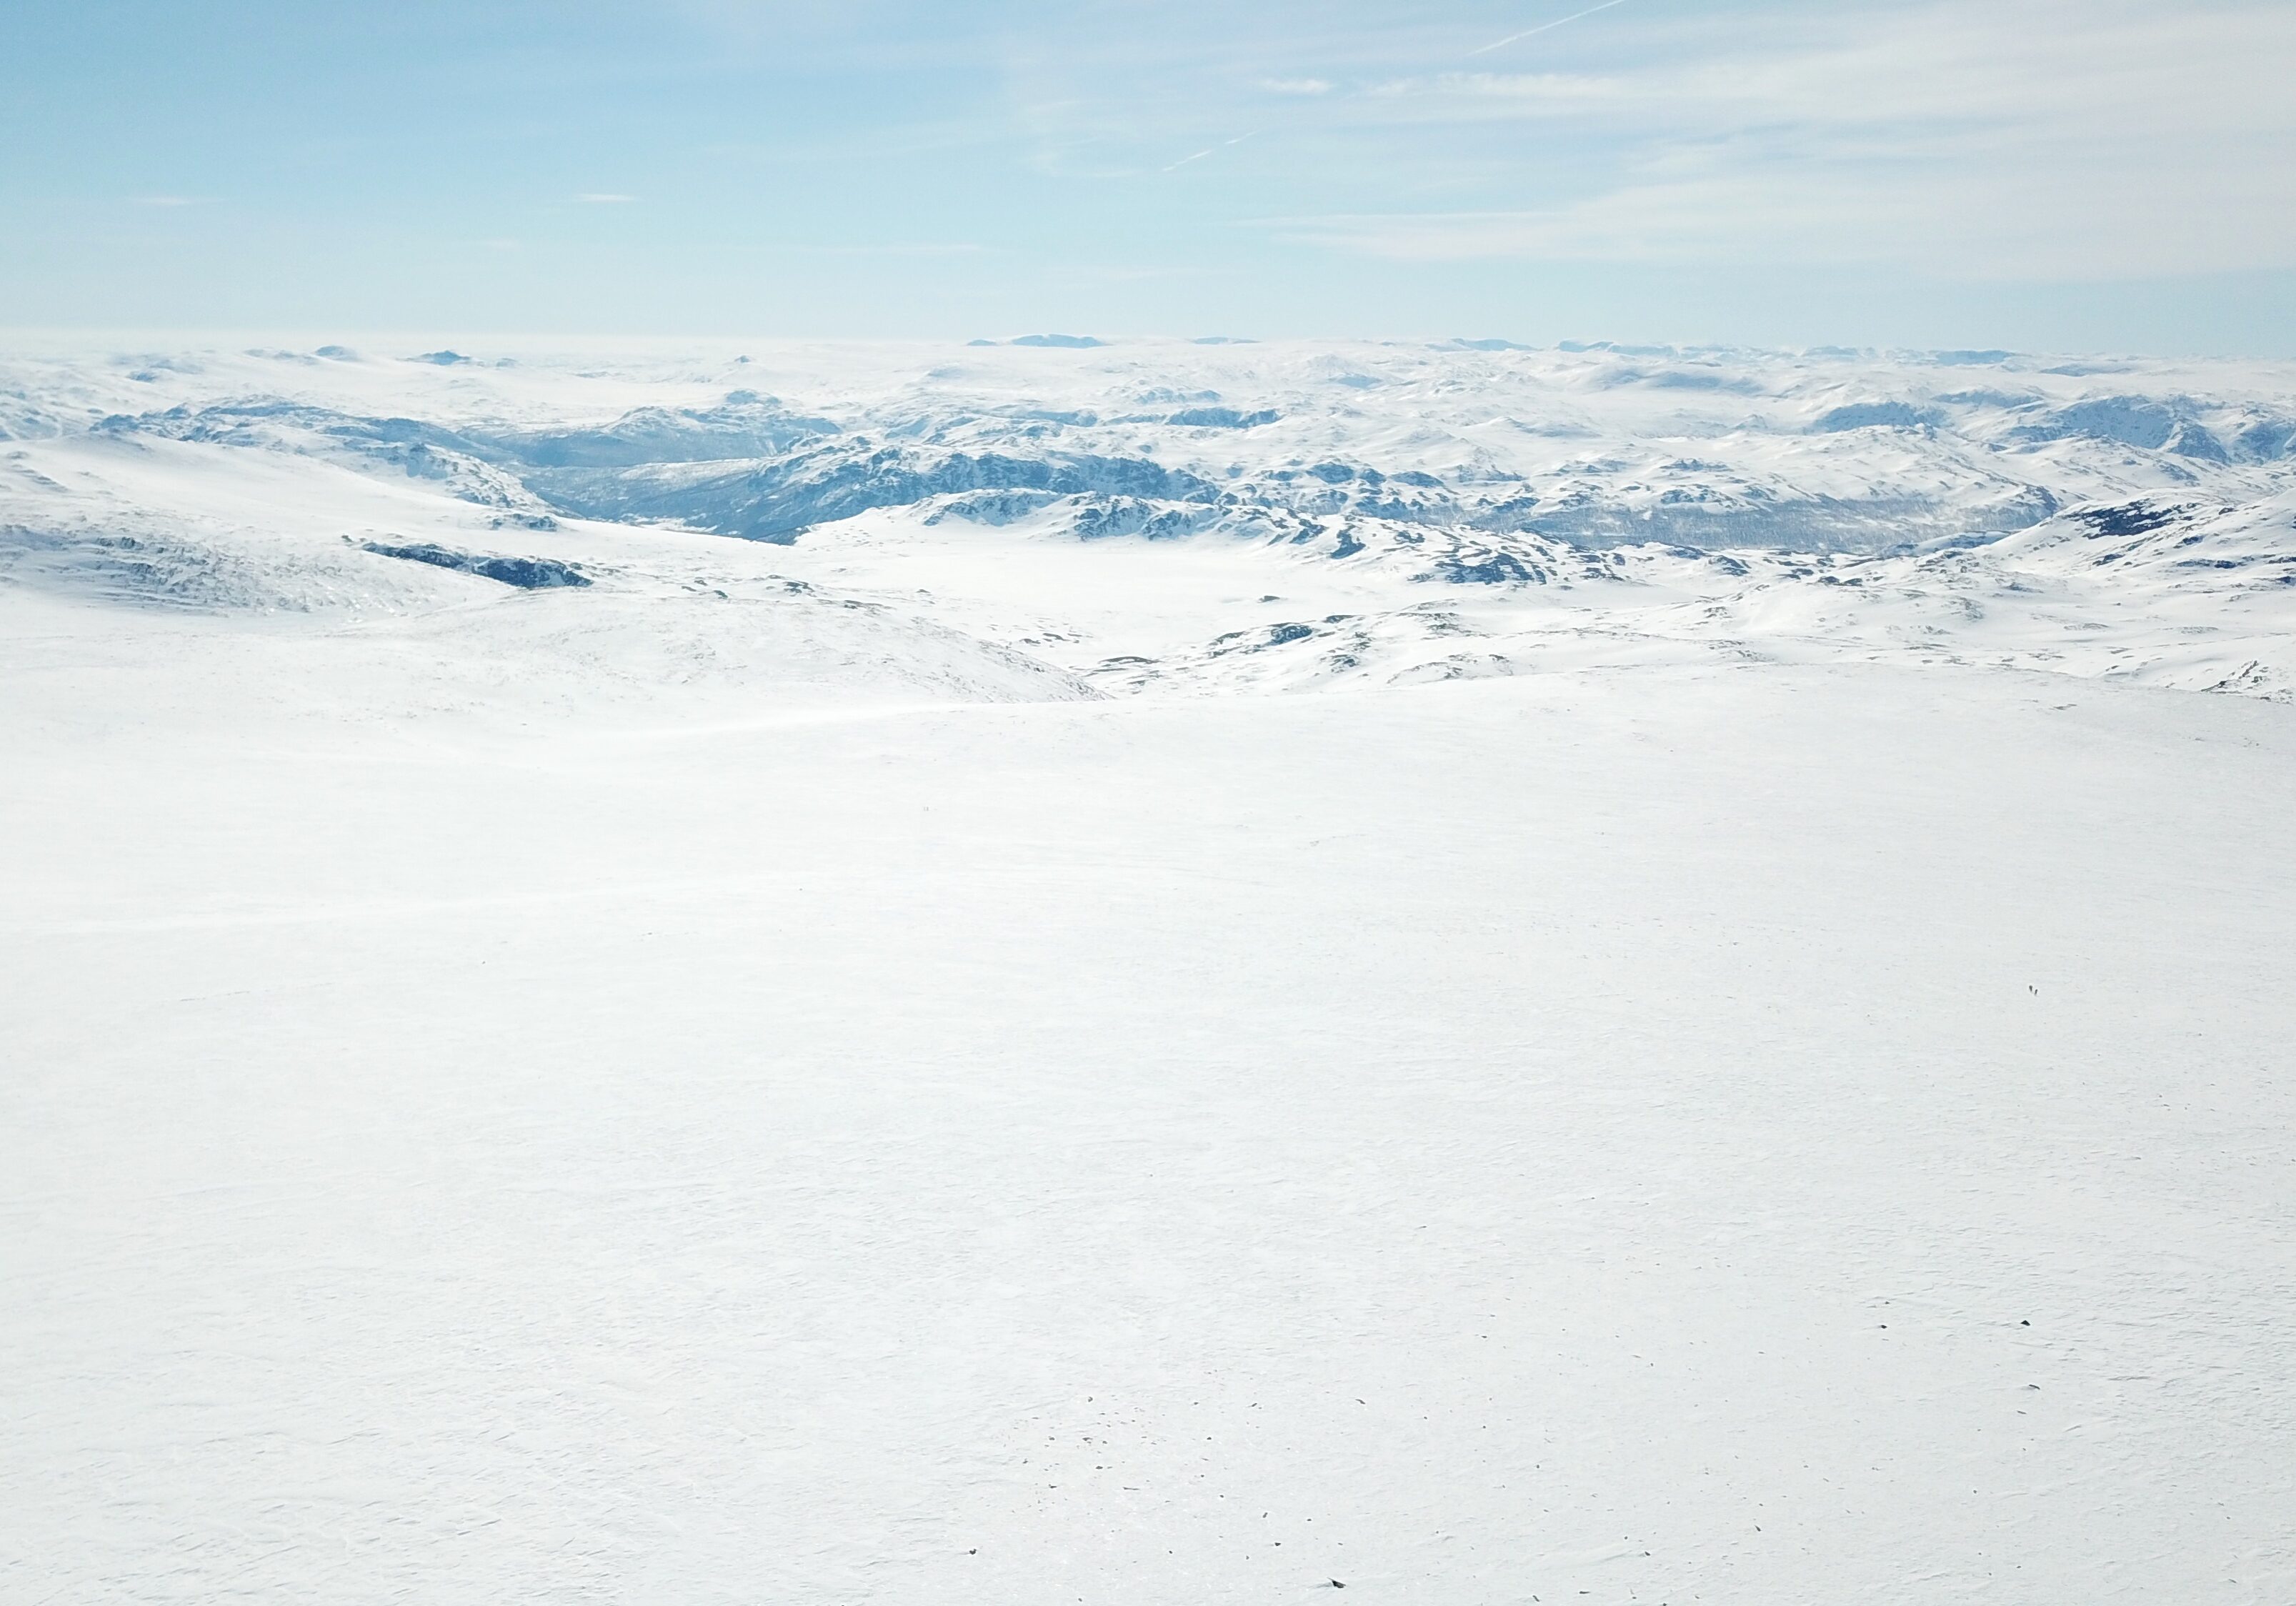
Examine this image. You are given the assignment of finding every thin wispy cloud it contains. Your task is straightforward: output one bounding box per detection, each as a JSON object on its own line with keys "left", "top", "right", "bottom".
{"left": 988, "top": 0, "right": 2294, "bottom": 279}
{"left": 575, "top": 192, "right": 638, "bottom": 204}
{"left": 1363, "top": 70, "right": 1622, "bottom": 108}
{"left": 131, "top": 195, "right": 204, "bottom": 207}
{"left": 807, "top": 241, "right": 989, "bottom": 257}
{"left": 1246, "top": 0, "right": 2296, "bottom": 280}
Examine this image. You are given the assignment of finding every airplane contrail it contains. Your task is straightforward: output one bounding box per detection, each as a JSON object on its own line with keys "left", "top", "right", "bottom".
{"left": 1164, "top": 132, "right": 1257, "bottom": 174}
{"left": 1469, "top": 0, "right": 1632, "bottom": 56}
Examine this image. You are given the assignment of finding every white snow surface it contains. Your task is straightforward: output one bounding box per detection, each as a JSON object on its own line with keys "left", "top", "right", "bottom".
{"left": 4, "top": 339, "right": 2294, "bottom": 1603}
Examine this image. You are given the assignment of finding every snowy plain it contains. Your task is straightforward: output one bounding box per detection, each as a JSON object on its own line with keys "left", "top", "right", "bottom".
{"left": 3, "top": 337, "right": 2294, "bottom": 1604}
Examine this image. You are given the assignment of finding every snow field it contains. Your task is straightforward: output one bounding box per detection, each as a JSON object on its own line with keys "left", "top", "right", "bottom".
{"left": 4, "top": 634, "right": 2292, "bottom": 1604}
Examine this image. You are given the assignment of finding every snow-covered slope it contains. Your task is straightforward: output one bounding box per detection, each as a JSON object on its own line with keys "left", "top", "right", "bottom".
{"left": 5, "top": 339, "right": 2294, "bottom": 1606}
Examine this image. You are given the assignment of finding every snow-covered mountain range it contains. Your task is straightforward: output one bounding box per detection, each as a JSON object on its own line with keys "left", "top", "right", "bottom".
{"left": 6, "top": 337, "right": 2292, "bottom": 705}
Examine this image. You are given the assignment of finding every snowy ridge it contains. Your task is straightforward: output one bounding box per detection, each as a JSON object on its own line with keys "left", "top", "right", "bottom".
{"left": 4, "top": 338, "right": 2293, "bottom": 706}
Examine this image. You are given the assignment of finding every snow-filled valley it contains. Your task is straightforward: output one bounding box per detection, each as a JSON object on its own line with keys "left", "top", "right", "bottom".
{"left": 4, "top": 338, "right": 2294, "bottom": 1604}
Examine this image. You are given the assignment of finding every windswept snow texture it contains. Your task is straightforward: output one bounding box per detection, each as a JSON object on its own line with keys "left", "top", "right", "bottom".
{"left": 4, "top": 339, "right": 2295, "bottom": 1605}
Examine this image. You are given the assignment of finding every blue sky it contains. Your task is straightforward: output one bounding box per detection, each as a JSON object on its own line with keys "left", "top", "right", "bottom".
{"left": 4, "top": 0, "right": 2292, "bottom": 351}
